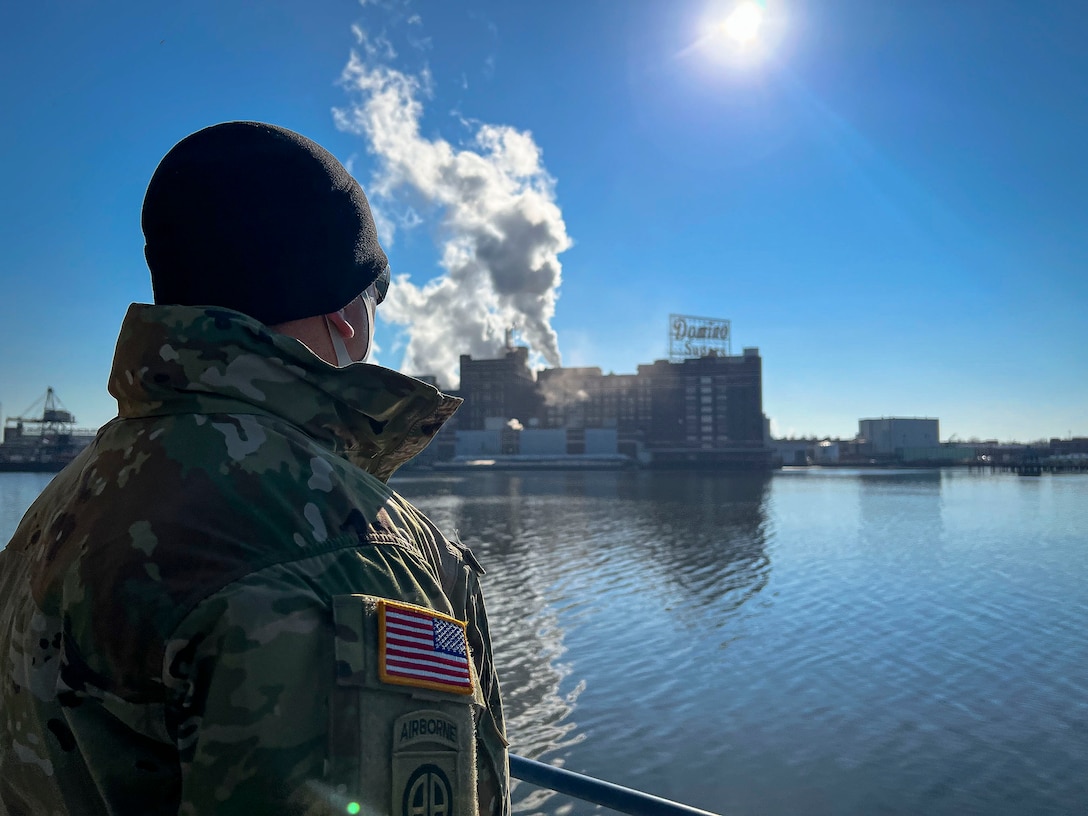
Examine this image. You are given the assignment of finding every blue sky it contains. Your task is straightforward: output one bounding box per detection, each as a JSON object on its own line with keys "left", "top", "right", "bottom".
{"left": 2, "top": 0, "right": 1085, "bottom": 442}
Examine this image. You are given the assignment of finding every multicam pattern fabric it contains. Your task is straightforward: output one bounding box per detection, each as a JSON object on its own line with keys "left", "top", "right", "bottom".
{"left": 0, "top": 304, "right": 510, "bottom": 815}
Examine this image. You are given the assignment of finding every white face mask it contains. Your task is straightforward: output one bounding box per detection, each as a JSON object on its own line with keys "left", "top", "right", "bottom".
{"left": 325, "top": 290, "right": 376, "bottom": 367}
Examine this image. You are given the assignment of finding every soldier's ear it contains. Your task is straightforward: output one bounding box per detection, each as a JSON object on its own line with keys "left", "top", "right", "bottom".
{"left": 325, "top": 309, "right": 355, "bottom": 340}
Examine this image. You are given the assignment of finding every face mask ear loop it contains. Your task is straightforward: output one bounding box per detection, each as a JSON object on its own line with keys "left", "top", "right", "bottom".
{"left": 325, "top": 315, "right": 355, "bottom": 367}
{"left": 361, "top": 294, "right": 376, "bottom": 363}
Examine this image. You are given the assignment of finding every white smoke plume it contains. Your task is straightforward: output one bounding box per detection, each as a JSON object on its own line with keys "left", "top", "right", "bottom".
{"left": 537, "top": 367, "right": 595, "bottom": 408}
{"left": 334, "top": 50, "right": 572, "bottom": 388}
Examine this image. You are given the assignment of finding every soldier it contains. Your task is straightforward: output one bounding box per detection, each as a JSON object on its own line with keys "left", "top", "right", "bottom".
{"left": 0, "top": 122, "right": 509, "bottom": 816}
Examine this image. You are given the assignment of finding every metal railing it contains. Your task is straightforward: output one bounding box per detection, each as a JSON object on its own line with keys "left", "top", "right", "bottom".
{"left": 510, "top": 754, "right": 721, "bottom": 816}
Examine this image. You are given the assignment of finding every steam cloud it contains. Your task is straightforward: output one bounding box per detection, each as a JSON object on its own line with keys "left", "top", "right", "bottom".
{"left": 538, "top": 367, "right": 594, "bottom": 408}
{"left": 334, "top": 48, "right": 572, "bottom": 388}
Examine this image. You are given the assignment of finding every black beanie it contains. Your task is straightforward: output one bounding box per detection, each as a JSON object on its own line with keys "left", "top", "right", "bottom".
{"left": 142, "top": 121, "right": 387, "bottom": 326}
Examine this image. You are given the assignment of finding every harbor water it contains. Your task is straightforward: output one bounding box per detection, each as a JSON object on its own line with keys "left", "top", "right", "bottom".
{"left": 3, "top": 468, "right": 1086, "bottom": 815}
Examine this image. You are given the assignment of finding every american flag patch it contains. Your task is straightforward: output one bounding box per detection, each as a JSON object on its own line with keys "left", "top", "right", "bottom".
{"left": 378, "top": 600, "right": 473, "bottom": 695}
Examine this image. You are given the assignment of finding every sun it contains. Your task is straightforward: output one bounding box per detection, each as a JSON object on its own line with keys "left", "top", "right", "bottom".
{"left": 722, "top": 1, "right": 764, "bottom": 45}
{"left": 682, "top": 0, "right": 777, "bottom": 66}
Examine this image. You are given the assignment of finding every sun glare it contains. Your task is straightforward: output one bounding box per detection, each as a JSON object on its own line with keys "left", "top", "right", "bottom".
{"left": 723, "top": 1, "right": 764, "bottom": 45}
{"left": 682, "top": 0, "right": 778, "bottom": 67}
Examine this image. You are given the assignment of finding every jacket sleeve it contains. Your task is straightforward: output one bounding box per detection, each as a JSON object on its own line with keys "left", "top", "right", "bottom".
{"left": 163, "top": 582, "right": 335, "bottom": 815}
{"left": 161, "top": 556, "right": 503, "bottom": 816}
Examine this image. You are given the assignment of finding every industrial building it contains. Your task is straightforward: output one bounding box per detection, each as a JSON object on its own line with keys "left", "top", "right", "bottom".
{"left": 431, "top": 344, "right": 772, "bottom": 469}
{"left": 770, "top": 438, "right": 841, "bottom": 467}
{"left": 457, "top": 347, "right": 542, "bottom": 432}
{"left": 858, "top": 417, "right": 940, "bottom": 456}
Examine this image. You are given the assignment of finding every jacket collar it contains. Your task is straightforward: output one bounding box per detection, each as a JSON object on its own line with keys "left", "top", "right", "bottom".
{"left": 108, "top": 303, "right": 461, "bottom": 481}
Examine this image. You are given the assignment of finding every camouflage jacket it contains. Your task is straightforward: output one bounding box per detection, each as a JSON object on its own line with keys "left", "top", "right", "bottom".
{"left": 0, "top": 304, "right": 510, "bottom": 816}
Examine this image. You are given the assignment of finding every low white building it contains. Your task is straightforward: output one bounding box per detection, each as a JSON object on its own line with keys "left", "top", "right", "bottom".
{"left": 455, "top": 429, "right": 502, "bottom": 457}
{"left": 455, "top": 426, "right": 620, "bottom": 459}
{"left": 858, "top": 417, "right": 939, "bottom": 455}
{"left": 813, "top": 439, "right": 840, "bottom": 464}
{"left": 519, "top": 429, "right": 566, "bottom": 455}
{"left": 585, "top": 428, "right": 618, "bottom": 455}
{"left": 770, "top": 438, "right": 840, "bottom": 466}
{"left": 770, "top": 438, "right": 816, "bottom": 467}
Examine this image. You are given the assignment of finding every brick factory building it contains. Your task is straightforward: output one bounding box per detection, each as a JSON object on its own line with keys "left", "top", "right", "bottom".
{"left": 431, "top": 346, "right": 771, "bottom": 469}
